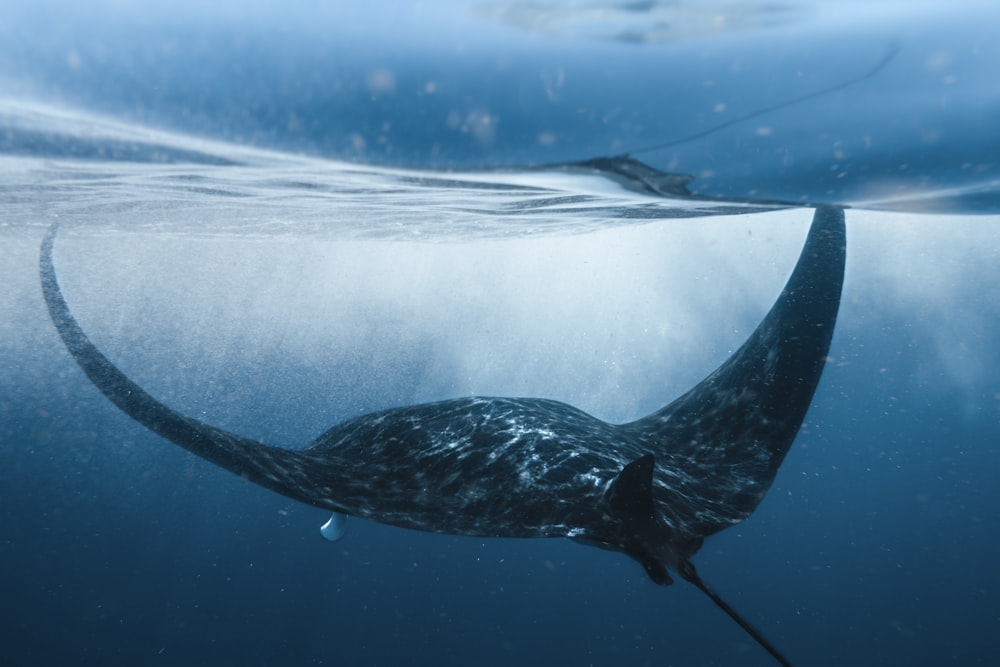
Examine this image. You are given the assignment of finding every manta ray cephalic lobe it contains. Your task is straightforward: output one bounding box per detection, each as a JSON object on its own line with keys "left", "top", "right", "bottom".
{"left": 41, "top": 207, "right": 846, "bottom": 667}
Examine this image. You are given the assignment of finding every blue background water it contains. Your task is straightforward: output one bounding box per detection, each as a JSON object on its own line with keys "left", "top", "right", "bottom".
{"left": 2, "top": 2, "right": 999, "bottom": 666}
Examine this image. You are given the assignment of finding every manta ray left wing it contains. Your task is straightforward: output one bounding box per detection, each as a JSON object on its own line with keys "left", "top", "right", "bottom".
{"left": 41, "top": 207, "right": 844, "bottom": 667}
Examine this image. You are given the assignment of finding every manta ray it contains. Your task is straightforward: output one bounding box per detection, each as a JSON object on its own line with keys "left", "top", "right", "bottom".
{"left": 40, "top": 206, "right": 845, "bottom": 666}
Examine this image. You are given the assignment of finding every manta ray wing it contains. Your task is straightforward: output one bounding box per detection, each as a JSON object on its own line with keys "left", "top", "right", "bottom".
{"left": 631, "top": 205, "right": 846, "bottom": 539}
{"left": 39, "top": 228, "right": 333, "bottom": 507}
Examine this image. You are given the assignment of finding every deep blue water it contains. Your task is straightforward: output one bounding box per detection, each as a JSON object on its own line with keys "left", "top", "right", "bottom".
{"left": 2, "top": 2, "right": 999, "bottom": 666}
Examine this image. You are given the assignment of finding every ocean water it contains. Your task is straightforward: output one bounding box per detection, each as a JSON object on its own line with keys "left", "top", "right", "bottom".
{"left": 2, "top": 2, "right": 999, "bottom": 666}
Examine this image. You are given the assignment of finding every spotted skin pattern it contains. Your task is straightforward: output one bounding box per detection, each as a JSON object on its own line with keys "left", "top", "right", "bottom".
{"left": 40, "top": 207, "right": 845, "bottom": 583}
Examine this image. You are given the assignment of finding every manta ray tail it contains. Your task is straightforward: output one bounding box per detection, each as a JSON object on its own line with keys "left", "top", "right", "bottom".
{"left": 39, "top": 225, "right": 328, "bottom": 508}
{"left": 678, "top": 559, "right": 793, "bottom": 667}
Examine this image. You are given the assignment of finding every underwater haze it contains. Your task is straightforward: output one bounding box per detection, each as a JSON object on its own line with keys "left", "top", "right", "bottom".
{"left": 1, "top": 1, "right": 999, "bottom": 666}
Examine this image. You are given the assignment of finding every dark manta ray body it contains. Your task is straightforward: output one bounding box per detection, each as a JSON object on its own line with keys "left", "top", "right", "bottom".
{"left": 41, "top": 207, "right": 846, "bottom": 666}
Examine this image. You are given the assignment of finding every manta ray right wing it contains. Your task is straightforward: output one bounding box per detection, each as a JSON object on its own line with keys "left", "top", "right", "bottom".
{"left": 628, "top": 205, "right": 846, "bottom": 540}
